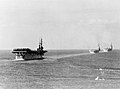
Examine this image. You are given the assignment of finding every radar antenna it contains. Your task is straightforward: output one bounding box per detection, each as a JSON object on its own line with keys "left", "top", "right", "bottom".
{"left": 98, "top": 43, "right": 100, "bottom": 51}
{"left": 111, "top": 43, "right": 113, "bottom": 50}
{"left": 40, "top": 38, "right": 43, "bottom": 50}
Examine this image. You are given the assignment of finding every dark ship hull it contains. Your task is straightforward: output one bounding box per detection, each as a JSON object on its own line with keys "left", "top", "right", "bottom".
{"left": 23, "top": 51, "right": 47, "bottom": 60}
{"left": 12, "top": 39, "right": 47, "bottom": 60}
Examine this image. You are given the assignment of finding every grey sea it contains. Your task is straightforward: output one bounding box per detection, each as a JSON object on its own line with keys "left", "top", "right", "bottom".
{"left": 0, "top": 49, "right": 120, "bottom": 89}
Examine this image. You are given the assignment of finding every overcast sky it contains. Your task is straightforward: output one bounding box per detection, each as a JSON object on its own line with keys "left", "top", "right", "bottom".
{"left": 0, "top": 0, "right": 120, "bottom": 49}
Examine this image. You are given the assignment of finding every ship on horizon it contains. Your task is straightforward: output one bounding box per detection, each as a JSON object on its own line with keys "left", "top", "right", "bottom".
{"left": 89, "top": 43, "right": 113, "bottom": 54}
{"left": 89, "top": 44, "right": 101, "bottom": 53}
{"left": 12, "top": 38, "right": 47, "bottom": 60}
{"left": 102, "top": 43, "right": 113, "bottom": 52}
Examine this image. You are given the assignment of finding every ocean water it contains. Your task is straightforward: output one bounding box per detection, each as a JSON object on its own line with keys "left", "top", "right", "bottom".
{"left": 0, "top": 50, "right": 120, "bottom": 89}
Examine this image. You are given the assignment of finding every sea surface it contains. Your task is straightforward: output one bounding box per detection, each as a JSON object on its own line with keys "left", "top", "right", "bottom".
{"left": 0, "top": 49, "right": 120, "bottom": 89}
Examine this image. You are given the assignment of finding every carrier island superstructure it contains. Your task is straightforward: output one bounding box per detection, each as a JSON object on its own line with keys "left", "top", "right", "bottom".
{"left": 12, "top": 39, "right": 47, "bottom": 60}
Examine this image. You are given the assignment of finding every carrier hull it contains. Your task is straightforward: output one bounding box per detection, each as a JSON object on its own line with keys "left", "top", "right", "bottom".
{"left": 23, "top": 53, "right": 45, "bottom": 60}
{"left": 12, "top": 50, "right": 47, "bottom": 60}
{"left": 12, "top": 39, "right": 47, "bottom": 60}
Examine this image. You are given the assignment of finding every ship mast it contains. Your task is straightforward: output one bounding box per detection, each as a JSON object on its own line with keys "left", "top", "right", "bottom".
{"left": 40, "top": 38, "right": 43, "bottom": 50}
{"left": 98, "top": 43, "right": 100, "bottom": 51}
{"left": 39, "top": 39, "right": 41, "bottom": 49}
{"left": 111, "top": 43, "right": 113, "bottom": 50}
{"left": 38, "top": 38, "right": 43, "bottom": 51}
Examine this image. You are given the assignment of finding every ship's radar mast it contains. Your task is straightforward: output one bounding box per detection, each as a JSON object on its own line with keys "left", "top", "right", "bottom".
{"left": 38, "top": 38, "right": 43, "bottom": 51}
{"left": 39, "top": 39, "right": 41, "bottom": 49}
{"left": 40, "top": 38, "right": 43, "bottom": 50}
{"left": 111, "top": 43, "right": 113, "bottom": 50}
{"left": 98, "top": 44, "right": 100, "bottom": 51}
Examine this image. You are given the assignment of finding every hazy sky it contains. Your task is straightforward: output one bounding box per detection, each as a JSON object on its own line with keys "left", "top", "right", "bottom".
{"left": 0, "top": 0, "right": 120, "bottom": 49}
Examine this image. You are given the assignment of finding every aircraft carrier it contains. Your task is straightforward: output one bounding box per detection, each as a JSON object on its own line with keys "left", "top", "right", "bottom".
{"left": 12, "top": 39, "right": 47, "bottom": 60}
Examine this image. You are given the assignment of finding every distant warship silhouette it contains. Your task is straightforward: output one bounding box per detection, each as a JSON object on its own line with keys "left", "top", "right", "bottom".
{"left": 12, "top": 38, "right": 47, "bottom": 60}
{"left": 89, "top": 44, "right": 101, "bottom": 53}
{"left": 103, "top": 43, "right": 113, "bottom": 52}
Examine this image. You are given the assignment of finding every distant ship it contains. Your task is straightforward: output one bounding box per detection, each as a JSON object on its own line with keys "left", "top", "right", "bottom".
{"left": 12, "top": 38, "right": 47, "bottom": 60}
{"left": 103, "top": 43, "right": 113, "bottom": 52}
{"left": 89, "top": 44, "right": 101, "bottom": 53}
